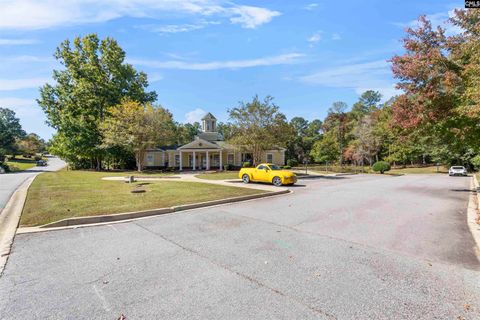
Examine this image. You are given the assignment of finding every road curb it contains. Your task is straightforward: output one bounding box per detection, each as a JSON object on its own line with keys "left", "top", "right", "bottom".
{"left": 468, "top": 175, "right": 480, "bottom": 261}
{"left": 18, "top": 189, "right": 291, "bottom": 232}
{"left": 0, "top": 176, "right": 36, "bottom": 276}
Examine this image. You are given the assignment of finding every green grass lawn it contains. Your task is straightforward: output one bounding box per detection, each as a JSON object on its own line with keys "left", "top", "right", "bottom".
{"left": 388, "top": 166, "right": 448, "bottom": 174}
{"left": 308, "top": 165, "right": 449, "bottom": 175}
{"left": 6, "top": 156, "right": 38, "bottom": 172}
{"left": 21, "top": 170, "right": 264, "bottom": 226}
{"left": 195, "top": 171, "right": 240, "bottom": 180}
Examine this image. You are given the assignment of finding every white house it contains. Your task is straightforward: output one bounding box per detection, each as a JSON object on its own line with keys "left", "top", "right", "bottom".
{"left": 143, "top": 112, "right": 286, "bottom": 170}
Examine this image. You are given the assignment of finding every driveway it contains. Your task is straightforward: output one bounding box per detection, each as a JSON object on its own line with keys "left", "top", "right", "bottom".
{"left": 0, "top": 174, "right": 479, "bottom": 319}
{"left": 0, "top": 156, "right": 66, "bottom": 213}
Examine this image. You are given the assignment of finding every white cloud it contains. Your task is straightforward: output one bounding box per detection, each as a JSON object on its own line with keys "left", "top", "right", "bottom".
{"left": 394, "top": 7, "right": 463, "bottom": 36}
{"left": 331, "top": 33, "right": 341, "bottom": 40}
{"left": 308, "top": 31, "right": 322, "bottom": 43}
{"left": 229, "top": 5, "right": 281, "bottom": 29}
{"left": 299, "top": 59, "right": 401, "bottom": 100}
{"left": 185, "top": 108, "right": 206, "bottom": 123}
{"left": 0, "top": 97, "right": 42, "bottom": 118}
{"left": 0, "top": 55, "right": 54, "bottom": 63}
{"left": 303, "top": 3, "right": 319, "bottom": 11}
{"left": 0, "top": 0, "right": 280, "bottom": 30}
{"left": 0, "top": 38, "right": 38, "bottom": 45}
{"left": 129, "top": 53, "right": 305, "bottom": 70}
{"left": 142, "top": 23, "right": 205, "bottom": 34}
{"left": 308, "top": 31, "right": 341, "bottom": 44}
{"left": 138, "top": 20, "right": 220, "bottom": 34}
{"left": 148, "top": 73, "right": 164, "bottom": 82}
{"left": 0, "top": 77, "right": 49, "bottom": 91}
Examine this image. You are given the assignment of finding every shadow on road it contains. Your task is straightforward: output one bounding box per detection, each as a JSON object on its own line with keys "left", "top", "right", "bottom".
{"left": 297, "top": 175, "right": 347, "bottom": 180}
{"left": 450, "top": 188, "right": 476, "bottom": 193}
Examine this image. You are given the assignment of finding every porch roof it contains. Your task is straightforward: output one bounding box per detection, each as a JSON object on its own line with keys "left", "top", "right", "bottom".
{"left": 177, "top": 137, "right": 221, "bottom": 150}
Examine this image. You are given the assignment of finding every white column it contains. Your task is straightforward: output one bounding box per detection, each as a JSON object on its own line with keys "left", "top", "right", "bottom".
{"left": 206, "top": 151, "right": 210, "bottom": 170}
{"left": 192, "top": 151, "right": 196, "bottom": 170}
{"left": 179, "top": 151, "right": 183, "bottom": 171}
{"left": 219, "top": 150, "right": 223, "bottom": 171}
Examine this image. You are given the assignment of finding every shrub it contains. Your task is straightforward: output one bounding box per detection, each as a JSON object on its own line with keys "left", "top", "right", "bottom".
{"left": 287, "top": 159, "right": 298, "bottom": 167}
{"left": 471, "top": 155, "right": 480, "bottom": 170}
{"left": 34, "top": 155, "right": 42, "bottom": 161}
{"left": 242, "top": 162, "right": 252, "bottom": 168}
{"left": 0, "top": 162, "right": 10, "bottom": 173}
{"left": 372, "top": 161, "right": 391, "bottom": 174}
{"left": 282, "top": 165, "right": 291, "bottom": 169}
{"left": 223, "top": 164, "right": 233, "bottom": 171}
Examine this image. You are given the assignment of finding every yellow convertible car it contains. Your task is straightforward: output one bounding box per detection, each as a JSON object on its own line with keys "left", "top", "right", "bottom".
{"left": 239, "top": 163, "right": 297, "bottom": 186}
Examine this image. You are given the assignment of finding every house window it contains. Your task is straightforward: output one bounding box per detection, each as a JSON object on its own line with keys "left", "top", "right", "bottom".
{"left": 227, "top": 153, "right": 234, "bottom": 165}
{"left": 175, "top": 154, "right": 180, "bottom": 166}
{"left": 146, "top": 154, "right": 154, "bottom": 166}
{"left": 266, "top": 153, "right": 273, "bottom": 163}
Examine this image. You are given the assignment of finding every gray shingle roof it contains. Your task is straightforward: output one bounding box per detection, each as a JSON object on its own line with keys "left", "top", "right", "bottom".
{"left": 201, "top": 112, "right": 216, "bottom": 120}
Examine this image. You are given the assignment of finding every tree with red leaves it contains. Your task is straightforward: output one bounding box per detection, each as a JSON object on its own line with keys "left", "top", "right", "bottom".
{"left": 390, "top": 9, "right": 480, "bottom": 165}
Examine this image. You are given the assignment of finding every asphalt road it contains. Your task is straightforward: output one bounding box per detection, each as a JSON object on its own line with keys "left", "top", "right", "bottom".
{"left": 0, "top": 174, "right": 479, "bottom": 319}
{"left": 0, "top": 156, "right": 66, "bottom": 213}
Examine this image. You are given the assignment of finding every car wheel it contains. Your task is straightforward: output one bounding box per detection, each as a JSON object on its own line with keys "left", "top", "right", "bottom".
{"left": 242, "top": 174, "right": 250, "bottom": 184}
{"left": 272, "top": 176, "right": 282, "bottom": 187}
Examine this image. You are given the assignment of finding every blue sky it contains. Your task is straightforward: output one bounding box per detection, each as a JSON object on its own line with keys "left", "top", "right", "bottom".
{"left": 0, "top": 0, "right": 462, "bottom": 139}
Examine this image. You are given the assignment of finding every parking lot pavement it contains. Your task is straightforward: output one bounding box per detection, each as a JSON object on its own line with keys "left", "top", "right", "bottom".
{"left": 0, "top": 174, "right": 479, "bottom": 319}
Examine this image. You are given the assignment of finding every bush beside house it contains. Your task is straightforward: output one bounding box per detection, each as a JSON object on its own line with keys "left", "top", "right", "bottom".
{"left": 372, "top": 161, "right": 391, "bottom": 174}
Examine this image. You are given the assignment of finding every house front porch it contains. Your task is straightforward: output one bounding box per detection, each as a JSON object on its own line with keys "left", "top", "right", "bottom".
{"left": 177, "top": 149, "right": 224, "bottom": 171}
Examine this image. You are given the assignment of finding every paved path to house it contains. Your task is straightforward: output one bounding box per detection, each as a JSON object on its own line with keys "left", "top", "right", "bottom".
{"left": 0, "top": 156, "right": 66, "bottom": 214}
{"left": 102, "top": 173, "right": 282, "bottom": 191}
{"left": 1, "top": 174, "right": 479, "bottom": 319}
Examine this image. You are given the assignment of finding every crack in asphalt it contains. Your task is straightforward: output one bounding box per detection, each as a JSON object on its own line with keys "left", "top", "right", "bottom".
{"left": 133, "top": 221, "right": 337, "bottom": 320}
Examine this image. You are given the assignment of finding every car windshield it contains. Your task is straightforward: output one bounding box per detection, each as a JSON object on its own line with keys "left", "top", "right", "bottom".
{"left": 268, "top": 165, "right": 282, "bottom": 170}
{"left": 452, "top": 166, "right": 464, "bottom": 169}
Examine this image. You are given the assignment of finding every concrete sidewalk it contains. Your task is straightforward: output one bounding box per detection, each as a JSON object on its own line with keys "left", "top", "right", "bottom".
{"left": 0, "top": 156, "right": 66, "bottom": 274}
{"left": 102, "top": 173, "right": 285, "bottom": 192}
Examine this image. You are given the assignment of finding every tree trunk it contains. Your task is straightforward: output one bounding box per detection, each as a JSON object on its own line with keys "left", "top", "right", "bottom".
{"left": 96, "top": 157, "right": 102, "bottom": 171}
{"left": 136, "top": 156, "right": 143, "bottom": 172}
{"left": 136, "top": 150, "right": 145, "bottom": 172}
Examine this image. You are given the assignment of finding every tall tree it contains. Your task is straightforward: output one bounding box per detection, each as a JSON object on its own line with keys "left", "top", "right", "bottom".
{"left": 311, "top": 131, "right": 339, "bottom": 163}
{"left": 217, "top": 122, "right": 234, "bottom": 140}
{"left": 0, "top": 108, "right": 25, "bottom": 160}
{"left": 101, "top": 100, "right": 175, "bottom": 172}
{"left": 390, "top": 10, "right": 480, "bottom": 165}
{"left": 286, "top": 117, "right": 322, "bottom": 162}
{"left": 175, "top": 122, "right": 200, "bottom": 145}
{"left": 325, "top": 101, "right": 349, "bottom": 165}
{"left": 38, "top": 34, "right": 157, "bottom": 169}
{"left": 16, "top": 133, "right": 45, "bottom": 157}
{"left": 228, "top": 95, "right": 287, "bottom": 166}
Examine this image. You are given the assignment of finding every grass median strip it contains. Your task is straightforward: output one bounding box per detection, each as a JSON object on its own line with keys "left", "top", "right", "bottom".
{"left": 20, "top": 170, "right": 265, "bottom": 227}
{"left": 6, "top": 157, "right": 37, "bottom": 171}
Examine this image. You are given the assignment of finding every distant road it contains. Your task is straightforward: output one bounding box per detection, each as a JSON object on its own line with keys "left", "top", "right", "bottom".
{"left": 0, "top": 156, "right": 66, "bottom": 213}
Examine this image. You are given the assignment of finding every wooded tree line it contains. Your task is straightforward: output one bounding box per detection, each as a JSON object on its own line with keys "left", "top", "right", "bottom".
{"left": 292, "top": 9, "right": 480, "bottom": 169}
{"left": 2, "top": 9, "right": 477, "bottom": 171}
{"left": 0, "top": 108, "right": 46, "bottom": 164}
